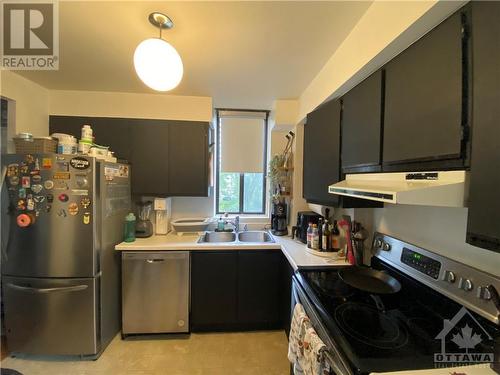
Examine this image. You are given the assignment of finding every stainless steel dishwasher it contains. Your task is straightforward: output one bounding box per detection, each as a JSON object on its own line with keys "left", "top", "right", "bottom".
{"left": 121, "top": 252, "right": 189, "bottom": 335}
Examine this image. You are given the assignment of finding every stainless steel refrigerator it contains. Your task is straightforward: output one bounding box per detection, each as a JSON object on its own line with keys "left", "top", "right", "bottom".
{"left": 1, "top": 154, "right": 130, "bottom": 357}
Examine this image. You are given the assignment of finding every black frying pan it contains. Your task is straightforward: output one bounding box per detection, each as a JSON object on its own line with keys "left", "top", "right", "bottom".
{"left": 339, "top": 267, "right": 401, "bottom": 294}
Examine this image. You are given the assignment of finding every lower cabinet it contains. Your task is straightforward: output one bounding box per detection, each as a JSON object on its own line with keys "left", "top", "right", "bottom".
{"left": 190, "top": 250, "right": 288, "bottom": 332}
{"left": 237, "top": 251, "right": 283, "bottom": 328}
{"left": 190, "top": 251, "right": 238, "bottom": 331}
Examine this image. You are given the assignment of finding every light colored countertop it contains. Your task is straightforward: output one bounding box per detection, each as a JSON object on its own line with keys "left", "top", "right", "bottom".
{"left": 115, "top": 232, "right": 350, "bottom": 270}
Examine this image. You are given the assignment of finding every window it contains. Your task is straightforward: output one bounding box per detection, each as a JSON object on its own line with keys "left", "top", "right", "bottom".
{"left": 216, "top": 109, "right": 269, "bottom": 214}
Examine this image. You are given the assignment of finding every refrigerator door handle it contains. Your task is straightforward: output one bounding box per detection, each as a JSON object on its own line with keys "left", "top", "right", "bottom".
{"left": 6, "top": 283, "right": 88, "bottom": 294}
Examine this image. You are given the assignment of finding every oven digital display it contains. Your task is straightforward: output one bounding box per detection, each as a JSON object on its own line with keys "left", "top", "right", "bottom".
{"left": 401, "top": 248, "right": 441, "bottom": 279}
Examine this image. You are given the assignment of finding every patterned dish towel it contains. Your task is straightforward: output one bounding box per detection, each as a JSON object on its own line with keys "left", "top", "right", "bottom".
{"left": 288, "top": 303, "right": 330, "bottom": 375}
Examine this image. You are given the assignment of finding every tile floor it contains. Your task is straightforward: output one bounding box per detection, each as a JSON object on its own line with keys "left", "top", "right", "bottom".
{"left": 1, "top": 330, "right": 290, "bottom": 375}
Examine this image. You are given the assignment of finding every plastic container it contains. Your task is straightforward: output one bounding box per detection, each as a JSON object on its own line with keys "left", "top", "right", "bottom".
{"left": 78, "top": 140, "right": 93, "bottom": 154}
{"left": 81, "top": 124, "right": 93, "bottom": 143}
{"left": 52, "top": 133, "right": 77, "bottom": 154}
{"left": 171, "top": 217, "right": 212, "bottom": 236}
{"left": 124, "top": 213, "right": 136, "bottom": 242}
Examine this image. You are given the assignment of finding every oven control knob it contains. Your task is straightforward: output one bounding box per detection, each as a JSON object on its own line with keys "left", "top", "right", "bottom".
{"left": 382, "top": 242, "right": 391, "bottom": 251}
{"left": 459, "top": 278, "right": 473, "bottom": 291}
{"left": 477, "top": 286, "right": 492, "bottom": 300}
{"left": 374, "top": 239, "right": 382, "bottom": 248}
{"left": 442, "top": 271, "right": 456, "bottom": 284}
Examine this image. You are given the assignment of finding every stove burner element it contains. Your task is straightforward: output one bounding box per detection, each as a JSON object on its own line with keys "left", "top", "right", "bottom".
{"left": 335, "top": 303, "right": 409, "bottom": 349}
{"left": 311, "top": 271, "right": 354, "bottom": 299}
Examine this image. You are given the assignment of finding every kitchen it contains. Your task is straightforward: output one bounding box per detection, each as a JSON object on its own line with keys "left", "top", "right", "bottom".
{"left": 1, "top": 1, "right": 499, "bottom": 375}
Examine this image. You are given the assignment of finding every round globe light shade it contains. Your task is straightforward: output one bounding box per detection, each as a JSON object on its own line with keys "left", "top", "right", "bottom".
{"left": 134, "top": 38, "right": 183, "bottom": 91}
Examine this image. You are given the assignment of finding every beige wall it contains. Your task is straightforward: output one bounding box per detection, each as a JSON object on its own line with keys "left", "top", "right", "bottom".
{"left": 298, "top": 1, "right": 466, "bottom": 121}
{"left": 0, "top": 71, "right": 49, "bottom": 137}
{"left": 49, "top": 90, "right": 212, "bottom": 122}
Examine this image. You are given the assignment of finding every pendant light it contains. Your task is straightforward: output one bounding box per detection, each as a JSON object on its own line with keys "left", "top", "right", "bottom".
{"left": 134, "top": 12, "right": 183, "bottom": 92}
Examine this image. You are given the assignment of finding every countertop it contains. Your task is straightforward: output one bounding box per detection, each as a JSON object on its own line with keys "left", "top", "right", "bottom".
{"left": 115, "top": 232, "right": 350, "bottom": 270}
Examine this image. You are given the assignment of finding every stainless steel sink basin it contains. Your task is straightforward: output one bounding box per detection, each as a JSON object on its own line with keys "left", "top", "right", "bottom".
{"left": 198, "top": 231, "right": 236, "bottom": 243}
{"left": 238, "top": 231, "right": 274, "bottom": 243}
{"left": 197, "top": 230, "right": 275, "bottom": 244}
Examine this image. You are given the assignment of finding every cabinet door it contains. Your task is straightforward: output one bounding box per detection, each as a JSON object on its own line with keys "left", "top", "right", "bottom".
{"left": 303, "top": 100, "right": 341, "bottom": 205}
{"left": 168, "top": 122, "right": 209, "bottom": 196}
{"left": 129, "top": 120, "right": 169, "bottom": 195}
{"left": 91, "top": 118, "right": 132, "bottom": 162}
{"left": 49, "top": 116, "right": 82, "bottom": 139}
{"left": 237, "top": 250, "right": 283, "bottom": 327}
{"left": 383, "top": 12, "right": 464, "bottom": 168}
{"left": 191, "top": 251, "right": 238, "bottom": 331}
{"left": 466, "top": 2, "right": 500, "bottom": 252}
{"left": 342, "top": 71, "right": 383, "bottom": 172}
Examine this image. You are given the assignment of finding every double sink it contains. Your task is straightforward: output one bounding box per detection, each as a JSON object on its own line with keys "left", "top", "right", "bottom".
{"left": 198, "top": 230, "right": 275, "bottom": 244}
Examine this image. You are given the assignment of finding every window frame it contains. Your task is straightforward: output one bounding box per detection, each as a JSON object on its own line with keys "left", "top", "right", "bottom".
{"left": 215, "top": 108, "right": 269, "bottom": 215}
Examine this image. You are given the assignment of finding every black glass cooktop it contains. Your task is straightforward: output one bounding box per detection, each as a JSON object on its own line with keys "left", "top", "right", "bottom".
{"left": 297, "top": 261, "right": 499, "bottom": 374}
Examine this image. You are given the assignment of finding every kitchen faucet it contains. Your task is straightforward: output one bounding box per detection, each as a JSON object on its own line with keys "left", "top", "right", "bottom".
{"left": 224, "top": 213, "right": 240, "bottom": 232}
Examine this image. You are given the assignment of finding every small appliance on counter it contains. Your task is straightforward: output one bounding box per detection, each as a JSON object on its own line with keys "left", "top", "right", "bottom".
{"left": 271, "top": 200, "right": 288, "bottom": 236}
{"left": 153, "top": 197, "right": 171, "bottom": 235}
{"left": 135, "top": 201, "right": 153, "bottom": 238}
{"left": 292, "top": 211, "right": 323, "bottom": 244}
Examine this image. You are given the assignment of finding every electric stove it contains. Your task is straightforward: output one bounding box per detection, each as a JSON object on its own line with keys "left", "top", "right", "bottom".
{"left": 292, "top": 233, "right": 500, "bottom": 374}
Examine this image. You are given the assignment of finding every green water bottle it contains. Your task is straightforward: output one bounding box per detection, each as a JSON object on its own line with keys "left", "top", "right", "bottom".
{"left": 124, "top": 213, "right": 136, "bottom": 242}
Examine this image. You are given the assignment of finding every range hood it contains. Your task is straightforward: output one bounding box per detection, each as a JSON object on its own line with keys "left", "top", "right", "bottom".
{"left": 328, "top": 171, "right": 468, "bottom": 207}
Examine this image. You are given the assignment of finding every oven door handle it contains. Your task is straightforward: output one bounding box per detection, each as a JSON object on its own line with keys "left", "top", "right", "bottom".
{"left": 292, "top": 279, "right": 354, "bottom": 375}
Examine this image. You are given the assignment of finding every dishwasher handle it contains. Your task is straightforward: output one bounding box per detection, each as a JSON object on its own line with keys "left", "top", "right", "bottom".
{"left": 122, "top": 252, "right": 189, "bottom": 261}
{"left": 146, "top": 259, "right": 165, "bottom": 263}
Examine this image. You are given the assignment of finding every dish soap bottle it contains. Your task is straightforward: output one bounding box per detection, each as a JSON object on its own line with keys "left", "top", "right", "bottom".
{"left": 217, "top": 215, "right": 225, "bottom": 232}
{"left": 124, "top": 213, "right": 136, "bottom": 242}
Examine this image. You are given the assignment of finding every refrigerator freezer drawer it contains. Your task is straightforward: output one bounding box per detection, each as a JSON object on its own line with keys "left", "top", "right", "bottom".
{"left": 122, "top": 251, "right": 190, "bottom": 334}
{"left": 2, "top": 276, "right": 99, "bottom": 356}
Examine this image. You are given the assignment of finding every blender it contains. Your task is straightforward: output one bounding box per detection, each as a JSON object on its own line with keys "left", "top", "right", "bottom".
{"left": 135, "top": 201, "right": 153, "bottom": 238}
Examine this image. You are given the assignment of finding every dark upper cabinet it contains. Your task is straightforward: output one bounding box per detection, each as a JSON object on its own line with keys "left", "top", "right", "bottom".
{"left": 466, "top": 2, "right": 500, "bottom": 252}
{"left": 129, "top": 120, "right": 169, "bottom": 196}
{"left": 341, "top": 70, "right": 383, "bottom": 172}
{"left": 303, "top": 100, "right": 341, "bottom": 206}
{"left": 168, "top": 122, "right": 209, "bottom": 196}
{"left": 49, "top": 116, "right": 209, "bottom": 197}
{"left": 383, "top": 11, "right": 466, "bottom": 170}
{"left": 237, "top": 251, "right": 282, "bottom": 327}
{"left": 191, "top": 251, "right": 238, "bottom": 331}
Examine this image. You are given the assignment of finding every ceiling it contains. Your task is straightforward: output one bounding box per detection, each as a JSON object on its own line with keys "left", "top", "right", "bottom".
{"left": 19, "top": 1, "right": 372, "bottom": 108}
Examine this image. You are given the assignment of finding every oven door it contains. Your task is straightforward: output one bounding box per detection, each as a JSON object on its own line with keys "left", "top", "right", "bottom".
{"left": 291, "top": 276, "right": 354, "bottom": 375}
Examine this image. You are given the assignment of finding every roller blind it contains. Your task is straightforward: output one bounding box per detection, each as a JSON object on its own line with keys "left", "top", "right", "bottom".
{"left": 219, "top": 112, "right": 267, "bottom": 173}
